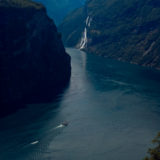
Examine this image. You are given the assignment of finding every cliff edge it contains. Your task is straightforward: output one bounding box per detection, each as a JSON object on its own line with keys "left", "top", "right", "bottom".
{"left": 0, "top": 0, "right": 71, "bottom": 116}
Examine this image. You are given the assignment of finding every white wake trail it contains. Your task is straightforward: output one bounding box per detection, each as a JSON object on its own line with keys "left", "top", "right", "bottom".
{"left": 30, "top": 141, "right": 39, "bottom": 145}
{"left": 54, "top": 124, "right": 65, "bottom": 129}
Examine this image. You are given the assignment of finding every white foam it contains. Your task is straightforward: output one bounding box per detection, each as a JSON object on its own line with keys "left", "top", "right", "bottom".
{"left": 79, "top": 27, "right": 87, "bottom": 49}
{"left": 79, "top": 16, "right": 92, "bottom": 49}
{"left": 31, "top": 141, "right": 39, "bottom": 145}
{"left": 86, "top": 16, "right": 89, "bottom": 25}
{"left": 54, "top": 124, "right": 64, "bottom": 129}
{"left": 88, "top": 17, "right": 92, "bottom": 27}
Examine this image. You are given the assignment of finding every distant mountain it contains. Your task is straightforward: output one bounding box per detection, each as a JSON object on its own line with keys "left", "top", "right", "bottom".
{"left": 59, "top": 0, "right": 160, "bottom": 69}
{"left": 0, "top": 0, "right": 71, "bottom": 116}
{"left": 34, "top": 0, "right": 85, "bottom": 24}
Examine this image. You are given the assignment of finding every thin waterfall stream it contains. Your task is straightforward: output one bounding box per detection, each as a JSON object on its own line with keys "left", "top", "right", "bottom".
{"left": 79, "top": 16, "right": 92, "bottom": 49}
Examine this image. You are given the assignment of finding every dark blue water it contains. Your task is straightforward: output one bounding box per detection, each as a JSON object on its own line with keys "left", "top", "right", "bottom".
{"left": 0, "top": 48, "right": 160, "bottom": 160}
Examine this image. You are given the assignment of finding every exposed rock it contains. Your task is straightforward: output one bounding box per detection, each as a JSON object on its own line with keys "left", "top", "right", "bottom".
{"left": 0, "top": 0, "right": 71, "bottom": 116}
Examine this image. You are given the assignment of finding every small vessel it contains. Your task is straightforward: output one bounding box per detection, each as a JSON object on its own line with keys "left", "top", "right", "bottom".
{"left": 62, "top": 121, "right": 68, "bottom": 126}
{"left": 31, "top": 141, "right": 39, "bottom": 145}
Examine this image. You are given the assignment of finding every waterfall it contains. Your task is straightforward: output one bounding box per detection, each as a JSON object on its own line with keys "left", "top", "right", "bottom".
{"left": 79, "top": 16, "right": 92, "bottom": 50}
{"left": 86, "top": 16, "right": 90, "bottom": 26}
{"left": 79, "top": 27, "right": 87, "bottom": 49}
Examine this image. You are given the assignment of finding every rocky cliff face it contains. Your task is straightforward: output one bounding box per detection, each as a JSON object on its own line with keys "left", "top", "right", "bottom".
{"left": 0, "top": 0, "right": 71, "bottom": 116}
{"left": 59, "top": 0, "right": 160, "bottom": 69}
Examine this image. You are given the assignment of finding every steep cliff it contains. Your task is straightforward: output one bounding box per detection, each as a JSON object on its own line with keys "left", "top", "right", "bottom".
{"left": 0, "top": 0, "right": 71, "bottom": 116}
{"left": 59, "top": 0, "right": 160, "bottom": 69}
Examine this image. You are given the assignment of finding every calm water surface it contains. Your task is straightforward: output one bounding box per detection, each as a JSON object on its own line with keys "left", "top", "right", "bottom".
{"left": 0, "top": 48, "right": 160, "bottom": 160}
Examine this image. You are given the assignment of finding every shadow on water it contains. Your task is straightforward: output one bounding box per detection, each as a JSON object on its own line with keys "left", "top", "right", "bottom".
{"left": 0, "top": 79, "right": 71, "bottom": 119}
{"left": 0, "top": 82, "right": 71, "bottom": 160}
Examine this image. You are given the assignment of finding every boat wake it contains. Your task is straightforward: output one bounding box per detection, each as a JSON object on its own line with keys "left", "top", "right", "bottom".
{"left": 30, "top": 141, "right": 39, "bottom": 145}
{"left": 30, "top": 123, "right": 68, "bottom": 146}
{"left": 54, "top": 122, "right": 69, "bottom": 129}
{"left": 54, "top": 124, "right": 65, "bottom": 129}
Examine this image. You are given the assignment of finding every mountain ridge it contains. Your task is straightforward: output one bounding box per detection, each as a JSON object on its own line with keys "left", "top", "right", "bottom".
{"left": 0, "top": 0, "right": 44, "bottom": 9}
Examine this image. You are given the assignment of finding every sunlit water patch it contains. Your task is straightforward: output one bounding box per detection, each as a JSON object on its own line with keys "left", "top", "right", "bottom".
{"left": 0, "top": 48, "right": 160, "bottom": 160}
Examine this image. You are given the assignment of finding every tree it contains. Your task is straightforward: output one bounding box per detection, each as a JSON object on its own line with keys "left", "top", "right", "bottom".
{"left": 144, "top": 132, "right": 160, "bottom": 160}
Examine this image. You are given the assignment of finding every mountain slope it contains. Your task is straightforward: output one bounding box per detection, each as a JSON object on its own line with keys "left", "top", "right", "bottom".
{"left": 59, "top": 0, "right": 160, "bottom": 69}
{"left": 59, "top": 7, "right": 86, "bottom": 46}
{"left": 0, "top": 0, "right": 71, "bottom": 116}
{"left": 34, "top": 0, "right": 85, "bottom": 24}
